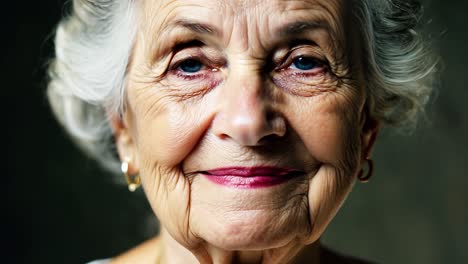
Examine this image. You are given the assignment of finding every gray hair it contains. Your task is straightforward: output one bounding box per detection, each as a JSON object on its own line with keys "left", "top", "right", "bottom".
{"left": 47, "top": 0, "right": 437, "bottom": 175}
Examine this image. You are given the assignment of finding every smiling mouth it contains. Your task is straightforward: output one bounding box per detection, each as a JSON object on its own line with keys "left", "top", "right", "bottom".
{"left": 200, "top": 166, "right": 305, "bottom": 188}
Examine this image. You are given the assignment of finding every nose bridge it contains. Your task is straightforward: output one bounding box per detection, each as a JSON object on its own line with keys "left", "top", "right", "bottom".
{"left": 226, "top": 69, "right": 265, "bottom": 125}
{"left": 213, "top": 61, "right": 285, "bottom": 146}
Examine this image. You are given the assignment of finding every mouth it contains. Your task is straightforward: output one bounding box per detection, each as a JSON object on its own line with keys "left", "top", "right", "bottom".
{"left": 200, "top": 166, "right": 305, "bottom": 189}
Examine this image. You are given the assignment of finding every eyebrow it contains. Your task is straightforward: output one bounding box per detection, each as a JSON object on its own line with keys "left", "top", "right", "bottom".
{"left": 154, "top": 18, "right": 335, "bottom": 60}
{"left": 170, "top": 19, "right": 221, "bottom": 37}
{"left": 164, "top": 18, "right": 331, "bottom": 41}
{"left": 276, "top": 20, "right": 331, "bottom": 37}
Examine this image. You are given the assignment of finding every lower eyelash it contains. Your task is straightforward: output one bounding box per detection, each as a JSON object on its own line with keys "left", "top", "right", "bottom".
{"left": 289, "top": 68, "right": 327, "bottom": 78}
{"left": 276, "top": 66, "right": 327, "bottom": 78}
{"left": 173, "top": 71, "right": 206, "bottom": 81}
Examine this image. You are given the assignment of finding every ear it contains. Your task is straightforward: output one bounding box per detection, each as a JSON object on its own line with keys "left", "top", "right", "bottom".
{"left": 360, "top": 111, "right": 380, "bottom": 161}
{"left": 109, "top": 113, "right": 139, "bottom": 175}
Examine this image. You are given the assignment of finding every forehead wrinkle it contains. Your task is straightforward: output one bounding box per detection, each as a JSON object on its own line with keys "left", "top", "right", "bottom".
{"left": 224, "top": 0, "right": 263, "bottom": 11}
{"left": 245, "top": 0, "right": 346, "bottom": 58}
{"left": 312, "top": 0, "right": 348, "bottom": 64}
{"left": 139, "top": 0, "right": 221, "bottom": 61}
{"left": 276, "top": 20, "right": 331, "bottom": 38}
{"left": 139, "top": 0, "right": 348, "bottom": 64}
{"left": 223, "top": 0, "right": 268, "bottom": 54}
{"left": 228, "top": 1, "right": 285, "bottom": 56}
{"left": 276, "top": 1, "right": 347, "bottom": 59}
{"left": 276, "top": 2, "right": 343, "bottom": 38}
{"left": 313, "top": 1, "right": 344, "bottom": 37}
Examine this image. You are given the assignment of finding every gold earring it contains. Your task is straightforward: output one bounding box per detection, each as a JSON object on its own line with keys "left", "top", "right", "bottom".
{"left": 358, "top": 158, "right": 374, "bottom": 183}
{"left": 121, "top": 161, "right": 141, "bottom": 192}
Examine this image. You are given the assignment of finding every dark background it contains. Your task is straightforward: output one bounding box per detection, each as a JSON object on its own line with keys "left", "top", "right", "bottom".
{"left": 4, "top": 0, "right": 467, "bottom": 263}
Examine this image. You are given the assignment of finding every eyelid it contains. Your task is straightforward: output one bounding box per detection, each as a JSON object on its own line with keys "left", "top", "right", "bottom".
{"left": 170, "top": 46, "right": 226, "bottom": 69}
{"left": 172, "top": 39, "right": 205, "bottom": 53}
{"left": 275, "top": 46, "right": 327, "bottom": 72}
{"left": 172, "top": 46, "right": 204, "bottom": 63}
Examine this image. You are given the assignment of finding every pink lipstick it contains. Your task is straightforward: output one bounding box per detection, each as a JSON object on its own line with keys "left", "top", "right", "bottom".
{"left": 201, "top": 166, "right": 304, "bottom": 188}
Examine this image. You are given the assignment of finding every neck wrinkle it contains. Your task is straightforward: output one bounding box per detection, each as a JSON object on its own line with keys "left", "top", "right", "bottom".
{"left": 159, "top": 227, "right": 321, "bottom": 264}
{"left": 262, "top": 239, "right": 321, "bottom": 264}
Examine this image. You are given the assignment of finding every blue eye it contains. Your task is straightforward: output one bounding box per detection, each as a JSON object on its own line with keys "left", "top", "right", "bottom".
{"left": 292, "top": 56, "right": 318, "bottom": 71}
{"left": 179, "top": 59, "right": 203, "bottom": 73}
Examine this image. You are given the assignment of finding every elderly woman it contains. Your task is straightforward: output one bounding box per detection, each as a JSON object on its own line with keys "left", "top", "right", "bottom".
{"left": 47, "top": 0, "right": 436, "bottom": 263}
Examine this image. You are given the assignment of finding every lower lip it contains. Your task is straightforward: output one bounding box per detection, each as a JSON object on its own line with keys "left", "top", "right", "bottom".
{"left": 203, "top": 174, "right": 300, "bottom": 189}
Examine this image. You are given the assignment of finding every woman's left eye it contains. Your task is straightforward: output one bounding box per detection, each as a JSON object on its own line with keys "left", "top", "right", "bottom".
{"left": 291, "top": 56, "right": 319, "bottom": 71}
{"left": 178, "top": 59, "right": 204, "bottom": 73}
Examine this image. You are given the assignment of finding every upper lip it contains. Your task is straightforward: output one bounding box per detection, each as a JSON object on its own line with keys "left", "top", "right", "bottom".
{"left": 202, "top": 166, "right": 304, "bottom": 177}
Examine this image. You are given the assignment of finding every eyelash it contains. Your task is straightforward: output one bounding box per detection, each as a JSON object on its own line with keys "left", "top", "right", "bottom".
{"left": 168, "top": 48, "right": 328, "bottom": 81}
{"left": 277, "top": 55, "right": 327, "bottom": 76}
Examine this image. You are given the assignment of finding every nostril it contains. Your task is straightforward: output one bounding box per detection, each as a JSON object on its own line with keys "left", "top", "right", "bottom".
{"left": 218, "top": 133, "right": 230, "bottom": 140}
{"left": 257, "top": 133, "right": 284, "bottom": 146}
{"left": 211, "top": 99, "right": 287, "bottom": 146}
{"left": 214, "top": 112, "right": 287, "bottom": 146}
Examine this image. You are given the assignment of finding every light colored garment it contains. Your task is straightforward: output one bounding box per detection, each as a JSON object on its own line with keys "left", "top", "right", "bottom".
{"left": 86, "top": 259, "right": 111, "bottom": 264}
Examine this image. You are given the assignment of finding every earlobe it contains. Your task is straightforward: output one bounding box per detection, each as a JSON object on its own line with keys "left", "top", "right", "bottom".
{"left": 109, "top": 113, "right": 140, "bottom": 175}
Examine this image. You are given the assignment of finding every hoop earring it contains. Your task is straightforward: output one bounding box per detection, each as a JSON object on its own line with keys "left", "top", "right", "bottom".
{"left": 358, "top": 158, "right": 374, "bottom": 183}
{"left": 121, "top": 161, "right": 141, "bottom": 192}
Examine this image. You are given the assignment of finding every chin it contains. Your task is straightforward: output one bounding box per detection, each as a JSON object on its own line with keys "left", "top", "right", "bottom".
{"left": 205, "top": 209, "right": 310, "bottom": 250}
{"left": 189, "top": 186, "right": 311, "bottom": 251}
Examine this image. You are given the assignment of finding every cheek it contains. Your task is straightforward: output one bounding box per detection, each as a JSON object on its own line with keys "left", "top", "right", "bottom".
{"left": 287, "top": 93, "right": 361, "bottom": 170}
{"left": 132, "top": 97, "right": 213, "bottom": 168}
{"left": 125, "top": 88, "right": 217, "bottom": 248}
{"left": 285, "top": 92, "right": 361, "bottom": 241}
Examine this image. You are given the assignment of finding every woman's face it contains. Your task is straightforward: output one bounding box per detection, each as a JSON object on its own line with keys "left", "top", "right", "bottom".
{"left": 116, "top": 0, "right": 377, "bottom": 255}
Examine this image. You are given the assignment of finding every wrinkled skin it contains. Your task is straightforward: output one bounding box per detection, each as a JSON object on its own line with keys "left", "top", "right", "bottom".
{"left": 112, "top": 0, "right": 379, "bottom": 263}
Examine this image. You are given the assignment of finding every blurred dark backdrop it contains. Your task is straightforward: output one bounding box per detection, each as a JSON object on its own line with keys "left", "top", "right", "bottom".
{"left": 4, "top": 0, "right": 467, "bottom": 263}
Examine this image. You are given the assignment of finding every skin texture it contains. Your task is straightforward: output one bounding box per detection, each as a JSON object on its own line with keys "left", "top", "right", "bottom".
{"left": 111, "top": 0, "right": 379, "bottom": 263}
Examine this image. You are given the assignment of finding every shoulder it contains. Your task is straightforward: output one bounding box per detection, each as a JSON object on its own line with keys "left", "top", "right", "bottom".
{"left": 321, "top": 246, "right": 376, "bottom": 264}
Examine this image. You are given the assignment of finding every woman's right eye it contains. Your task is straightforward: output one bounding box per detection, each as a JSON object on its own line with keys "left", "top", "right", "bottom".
{"left": 177, "top": 58, "right": 204, "bottom": 73}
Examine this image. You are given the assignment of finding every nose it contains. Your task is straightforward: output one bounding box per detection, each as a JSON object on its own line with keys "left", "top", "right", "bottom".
{"left": 212, "top": 73, "right": 286, "bottom": 146}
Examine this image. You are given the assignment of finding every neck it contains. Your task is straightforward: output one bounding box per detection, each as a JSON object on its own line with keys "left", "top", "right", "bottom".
{"left": 158, "top": 228, "right": 322, "bottom": 264}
